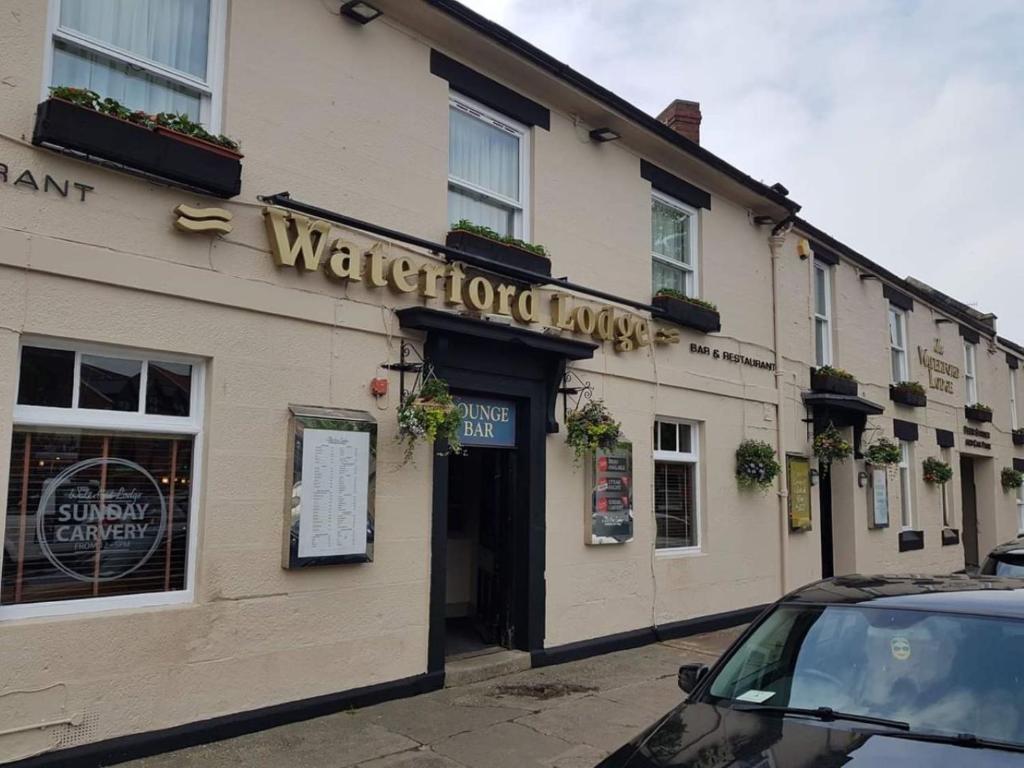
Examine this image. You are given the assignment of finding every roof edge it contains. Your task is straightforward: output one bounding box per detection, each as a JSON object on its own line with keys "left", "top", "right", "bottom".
{"left": 422, "top": 0, "right": 801, "bottom": 215}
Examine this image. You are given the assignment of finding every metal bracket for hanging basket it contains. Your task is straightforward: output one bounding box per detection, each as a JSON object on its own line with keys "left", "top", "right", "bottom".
{"left": 381, "top": 341, "right": 424, "bottom": 402}
{"left": 558, "top": 367, "right": 594, "bottom": 421}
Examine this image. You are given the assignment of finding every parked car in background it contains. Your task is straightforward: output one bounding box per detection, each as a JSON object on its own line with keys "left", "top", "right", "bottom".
{"left": 981, "top": 537, "right": 1024, "bottom": 578}
{"left": 598, "top": 575, "right": 1024, "bottom": 766}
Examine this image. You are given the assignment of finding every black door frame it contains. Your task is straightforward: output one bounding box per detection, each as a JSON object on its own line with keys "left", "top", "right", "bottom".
{"left": 960, "top": 455, "right": 979, "bottom": 568}
{"left": 397, "top": 308, "right": 598, "bottom": 676}
{"left": 819, "top": 469, "right": 834, "bottom": 578}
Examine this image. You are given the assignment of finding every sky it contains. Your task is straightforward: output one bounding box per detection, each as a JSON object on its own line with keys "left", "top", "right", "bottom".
{"left": 458, "top": 0, "right": 1024, "bottom": 340}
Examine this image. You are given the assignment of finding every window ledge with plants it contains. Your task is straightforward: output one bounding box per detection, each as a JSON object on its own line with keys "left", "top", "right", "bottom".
{"left": 810, "top": 365, "right": 858, "bottom": 396}
{"left": 651, "top": 289, "right": 721, "bottom": 334}
{"left": 446, "top": 220, "right": 552, "bottom": 277}
{"left": 32, "top": 88, "right": 242, "bottom": 198}
{"left": 889, "top": 381, "right": 927, "bottom": 408}
{"left": 1013, "top": 428, "right": 1024, "bottom": 447}
{"left": 964, "top": 403, "right": 993, "bottom": 424}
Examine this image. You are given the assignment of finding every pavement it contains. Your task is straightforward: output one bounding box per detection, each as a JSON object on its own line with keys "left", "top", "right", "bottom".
{"left": 121, "top": 626, "right": 744, "bottom": 768}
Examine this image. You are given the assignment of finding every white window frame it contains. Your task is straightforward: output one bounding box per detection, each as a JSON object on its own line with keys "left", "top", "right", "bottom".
{"left": 813, "top": 260, "right": 833, "bottom": 367}
{"left": 2, "top": 336, "right": 205, "bottom": 621}
{"left": 447, "top": 93, "right": 530, "bottom": 240}
{"left": 964, "top": 341, "right": 978, "bottom": 405}
{"left": 889, "top": 305, "right": 908, "bottom": 383}
{"left": 41, "top": 0, "right": 228, "bottom": 131}
{"left": 1017, "top": 485, "right": 1024, "bottom": 536}
{"left": 651, "top": 190, "right": 700, "bottom": 298}
{"left": 898, "top": 440, "right": 914, "bottom": 531}
{"left": 1011, "top": 367, "right": 1020, "bottom": 431}
{"left": 653, "top": 418, "right": 701, "bottom": 555}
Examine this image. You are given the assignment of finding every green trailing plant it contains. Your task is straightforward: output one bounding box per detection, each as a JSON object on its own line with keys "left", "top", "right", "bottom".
{"left": 735, "top": 439, "right": 781, "bottom": 490}
{"left": 396, "top": 377, "right": 463, "bottom": 462}
{"left": 813, "top": 424, "right": 852, "bottom": 467}
{"left": 450, "top": 219, "right": 548, "bottom": 257}
{"left": 814, "top": 365, "right": 856, "bottom": 381}
{"left": 1014, "top": 428, "right": 1024, "bottom": 439}
{"left": 969, "top": 402, "right": 993, "bottom": 412}
{"left": 891, "top": 381, "right": 926, "bottom": 396}
{"left": 653, "top": 288, "right": 718, "bottom": 313}
{"left": 49, "top": 86, "right": 240, "bottom": 150}
{"left": 922, "top": 457, "right": 953, "bottom": 485}
{"left": 565, "top": 400, "right": 622, "bottom": 461}
{"left": 1001, "top": 467, "right": 1024, "bottom": 490}
{"left": 865, "top": 437, "right": 901, "bottom": 466}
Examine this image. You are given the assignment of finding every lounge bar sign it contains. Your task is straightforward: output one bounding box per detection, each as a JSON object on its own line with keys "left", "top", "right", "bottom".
{"left": 455, "top": 397, "right": 516, "bottom": 448}
{"left": 263, "top": 207, "right": 678, "bottom": 353}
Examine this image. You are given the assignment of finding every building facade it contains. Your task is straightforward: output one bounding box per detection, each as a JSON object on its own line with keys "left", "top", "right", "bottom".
{"left": 0, "top": 1, "right": 1022, "bottom": 764}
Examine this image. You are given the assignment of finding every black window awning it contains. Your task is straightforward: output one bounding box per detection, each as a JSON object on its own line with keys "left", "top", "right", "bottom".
{"left": 802, "top": 391, "right": 885, "bottom": 457}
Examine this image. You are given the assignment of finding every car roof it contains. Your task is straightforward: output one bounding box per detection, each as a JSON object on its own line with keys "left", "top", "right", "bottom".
{"left": 987, "top": 537, "right": 1024, "bottom": 558}
{"left": 780, "top": 574, "right": 1024, "bottom": 619}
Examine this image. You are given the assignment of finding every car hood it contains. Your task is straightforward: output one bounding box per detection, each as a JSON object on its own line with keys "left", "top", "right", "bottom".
{"left": 611, "top": 702, "right": 1022, "bottom": 767}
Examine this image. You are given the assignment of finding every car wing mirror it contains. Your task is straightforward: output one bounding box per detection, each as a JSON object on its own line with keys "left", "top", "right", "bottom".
{"left": 678, "top": 663, "right": 709, "bottom": 693}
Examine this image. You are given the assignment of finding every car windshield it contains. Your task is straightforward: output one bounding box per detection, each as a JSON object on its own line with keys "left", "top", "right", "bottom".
{"left": 706, "top": 604, "right": 1024, "bottom": 746}
{"left": 982, "top": 552, "right": 1024, "bottom": 578}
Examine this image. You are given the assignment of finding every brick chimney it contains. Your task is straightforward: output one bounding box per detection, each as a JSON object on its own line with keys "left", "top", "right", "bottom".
{"left": 657, "top": 99, "right": 702, "bottom": 145}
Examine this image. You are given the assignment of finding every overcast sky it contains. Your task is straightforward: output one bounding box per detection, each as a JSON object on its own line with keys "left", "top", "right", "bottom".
{"left": 459, "top": 0, "right": 1024, "bottom": 340}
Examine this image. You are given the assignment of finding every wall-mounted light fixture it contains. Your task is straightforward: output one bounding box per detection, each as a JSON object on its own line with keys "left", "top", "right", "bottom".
{"left": 340, "top": 0, "right": 382, "bottom": 24}
{"left": 809, "top": 468, "right": 820, "bottom": 487}
{"left": 589, "top": 127, "right": 620, "bottom": 143}
{"left": 858, "top": 470, "right": 869, "bottom": 488}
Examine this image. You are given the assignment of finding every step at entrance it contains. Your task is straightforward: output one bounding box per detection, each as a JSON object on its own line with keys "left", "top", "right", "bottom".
{"left": 444, "top": 648, "right": 531, "bottom": 688}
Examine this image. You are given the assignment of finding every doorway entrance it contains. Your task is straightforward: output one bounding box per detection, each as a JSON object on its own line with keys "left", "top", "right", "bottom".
{"left": 445, "top": 447, "right": 518, "bottom": 656}
{"left": 960, "top": 456, "right": 979, "bottom": 568}
{"left": 819, "top": 470, "right": 835, "bottom": 578}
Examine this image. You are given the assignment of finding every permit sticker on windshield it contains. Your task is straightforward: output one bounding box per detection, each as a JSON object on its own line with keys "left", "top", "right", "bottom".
{"left": 736, "top": 689, "right": 776, "bottom": 703}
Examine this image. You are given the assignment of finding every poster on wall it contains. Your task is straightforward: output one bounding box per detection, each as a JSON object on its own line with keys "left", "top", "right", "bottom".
{"left": 869, "top": 468, "right": 889, "bottom": 529}
{"left": 283, "top": 406, "right": 376, "bottom": 568}
{"left": 585, "top": 442, "right": 634, "bottom": 545}
{"left": 786, "top": 455, "right": 813, "bottom": 532}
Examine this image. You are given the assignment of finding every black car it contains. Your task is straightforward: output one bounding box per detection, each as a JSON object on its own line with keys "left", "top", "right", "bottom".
{"left": 981, "top": 538, "right": 1024, "bottom": 578}
{"left": 599, "top": 575, "right": 1024, "bottom": 767}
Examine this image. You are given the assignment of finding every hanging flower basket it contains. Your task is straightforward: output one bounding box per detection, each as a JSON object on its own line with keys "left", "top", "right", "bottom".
{"left": 813, "top": 424, "right": 852, "bottom": 468}
{"left": 922, "top": 457, "right": 953, "bottom": 485}
{"left": 397, "top": 377, "right": 463, "bottom": 462}
{"left": 735, "top": 440, "right": 781, "bottom": 490}
{"left": 1001, "top": 467, "right": 1024, "bottom": 490}
{"left": 864, "top": 437, "right": 901, "bottom": 466}
{"left": 565, "top": 400, "right": 622, "bottom": 461}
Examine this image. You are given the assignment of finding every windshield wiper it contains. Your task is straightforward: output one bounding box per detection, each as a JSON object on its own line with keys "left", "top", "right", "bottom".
{"left": 882, "top": 730, "right": 1024, "bottom": 753}
{"left": 732, "top": 704, "right": 910, "bottom": 731}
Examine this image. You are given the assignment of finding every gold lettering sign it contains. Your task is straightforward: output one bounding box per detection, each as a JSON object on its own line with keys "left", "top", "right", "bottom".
{"left": 917, "top": 345, "right": 959, "bottom": 394}
{"left": 262, "top": 207, "right": 675, "bottom": 353}
{"left": 787, "top": 455, "right": 812, "bottom": 532}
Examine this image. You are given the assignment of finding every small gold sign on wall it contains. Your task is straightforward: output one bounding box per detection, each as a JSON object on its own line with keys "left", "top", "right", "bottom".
{"left": 173, "top": 203, "right": 233, "bottom": 235}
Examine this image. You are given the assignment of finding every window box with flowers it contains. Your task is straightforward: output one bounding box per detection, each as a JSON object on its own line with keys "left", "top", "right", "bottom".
{"left": 651, "top": 290, "right": 721, "bottom": 334}
{"left": 446, "top": 220, "right": 552, "bottom": 277}
{"left": 810, "top": 366, "right": 858, "bottom": 396}
{"left": 965, "top": 403, "right": 993, "bottom": 424}
{"left": 1013, "top": 428, "right": 1024, "bottom": 447}
{"left": 889, "top": 381, "right": 927, "bottom": 408}
{"left": 32, "top": 89, "right": 242, "bottom": 198}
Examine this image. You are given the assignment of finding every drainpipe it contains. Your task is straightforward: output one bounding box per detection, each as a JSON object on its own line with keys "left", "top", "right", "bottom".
{"left": 769, "top": 216, "right": 795, "bottom": 595}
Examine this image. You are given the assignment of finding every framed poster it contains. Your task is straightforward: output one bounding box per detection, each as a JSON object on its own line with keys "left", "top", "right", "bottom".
{"left": 585, "top": 442, "right": 634, "bottom": 545}
{"left": 786, "top": 455, "right": 812, "bottom": 532}
{"left": 283, "top": 405, "right": 376, "bottom": 568}
{"left": 869, "top": 467, "right": 890, "bottom": 529}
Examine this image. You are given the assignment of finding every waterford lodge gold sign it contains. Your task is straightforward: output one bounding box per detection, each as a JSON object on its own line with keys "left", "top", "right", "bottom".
{"left": 263, "top": 207, "right": 678, "bottom": 352}
{"left": 917, "top": 341, "right": 960, "bottom": 394}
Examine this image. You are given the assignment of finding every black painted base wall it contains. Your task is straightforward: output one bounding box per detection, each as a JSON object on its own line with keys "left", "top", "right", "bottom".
{"left": 13, "top": 603, "right": 765, "bottom": 768}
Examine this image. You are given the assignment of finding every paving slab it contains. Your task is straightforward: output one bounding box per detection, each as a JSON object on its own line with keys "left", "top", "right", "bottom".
{"left": 513, "top": 693, "right": 657, "bottom": 752}
{"left": 357, "top": 747, "right": 467, "bottom": 767}
{"left": 362, "top": 695, "right": 522, "bottom": 744}
{"left": 432, "top": 721, "right": 574, "bottom": 768}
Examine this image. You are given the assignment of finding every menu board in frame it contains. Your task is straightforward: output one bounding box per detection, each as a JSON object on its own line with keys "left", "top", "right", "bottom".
{"left": 786, "top": 454, "right": 813, "bottom": 532}
{"left": 283, "top": 405, "right": 376, "bottom": 568}
{"left": 585, "top": 441, "right": 634, "bottom": 545}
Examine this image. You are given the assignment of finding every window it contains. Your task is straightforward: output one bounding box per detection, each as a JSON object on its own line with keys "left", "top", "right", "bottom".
{"left": 447, "top": 94, "right": 528, "bottom": 238}
{"left": 1011, "top": 368, "right": 1020, "bottom": 431}
{"left": 940, "top": 449, "right": 953, "bottom": 528}
{"left": 651, "top": 192, "right": 699, "bottom": 297}
{"left": 45, "top": 0, "right": 226, "bottom": 127}
{"left": 964, "top": 342, "right": 978, "bottom": 405}
{"left": 3, "top": 341, "right": 203, "bottom": 619}
{"left": 1018, "top": 485, "right": 1024, "bottom": 535}
{"left": 653, "top": 420, "right": 700, "bottom": 551}
{"left": 813, "top": 261, "right": 832, "bottom": 367}
{"left": 888, "top": 305, "right": 908, "bottom": 383}
{"left": 898, "top": 440, "right": 914, "bottom": 530}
